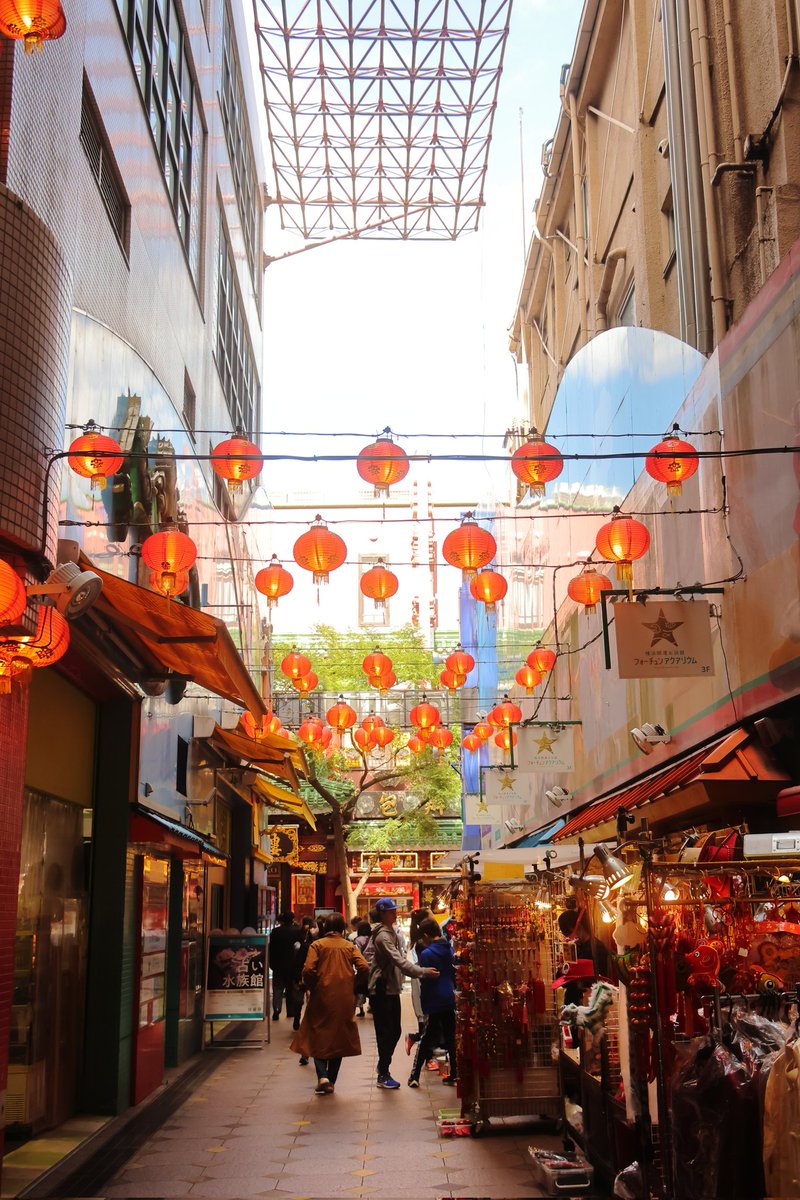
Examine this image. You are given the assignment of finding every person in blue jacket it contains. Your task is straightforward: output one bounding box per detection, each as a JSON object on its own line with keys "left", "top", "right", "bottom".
{"left": 408, "top": 917, "right": 457, "bottom": 1088}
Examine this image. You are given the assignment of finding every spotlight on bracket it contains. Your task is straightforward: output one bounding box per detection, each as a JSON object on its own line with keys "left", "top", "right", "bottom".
{"left": 504, "top": 817, "right": 523, "bottom": 833}
{"left": 27, "top": 562, "right": 103, "bottom": 619}
{"left": 545, "top": 786, "right": 572, "bottom": 807}
{"left": 630, "top": 722, "right": 671, "bottom": 755}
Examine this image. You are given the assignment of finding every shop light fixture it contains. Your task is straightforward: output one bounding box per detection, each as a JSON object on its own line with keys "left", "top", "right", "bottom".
{"left": 630, "top": 723, "right": 671, "bottom": 754}
{"left": 595, "top": 844, "right": 634, "bottom": 891}
{"left": 662, "top": 882, "right": 680, "bottom": 902}
{"left": 598, "top": 900, "right": 616, "bottom": 924}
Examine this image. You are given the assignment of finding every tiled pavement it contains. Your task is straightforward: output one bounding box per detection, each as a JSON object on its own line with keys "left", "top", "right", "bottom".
{"left": 98, "top": 1000, "right": 561, "bottom": 1199}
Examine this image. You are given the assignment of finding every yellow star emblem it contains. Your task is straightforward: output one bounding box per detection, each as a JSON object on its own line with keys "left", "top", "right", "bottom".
{"left": 499, "top": 772, "right": 516, "bottom": 791}
{"left": 534, "top": 732, "right": 557, "bottom": 754}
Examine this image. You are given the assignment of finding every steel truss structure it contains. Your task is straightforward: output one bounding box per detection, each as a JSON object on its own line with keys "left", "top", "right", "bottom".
{"left": 253, "top": 0, "right": 513, "bottom": 240}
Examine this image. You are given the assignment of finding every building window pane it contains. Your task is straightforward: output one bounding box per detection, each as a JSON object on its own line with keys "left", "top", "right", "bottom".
{"left": 216, "top": 216, "right": 259, "bottom": 436}
{"left": 220, "top": 3, "right": 261, "bottom": 294}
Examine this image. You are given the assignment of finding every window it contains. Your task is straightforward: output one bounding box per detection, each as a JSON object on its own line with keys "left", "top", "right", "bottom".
{"left": 114, "top": 0, "right": 204, "bottom": 280}
{"left": 80, "top": 78, "right": 130, "bottom": 254}
{"left": 176, "top": 736, "right": 188, "bottom": 796}
{"left": 182, "top": 369, "right": 196, "bottom": 439}
{"left": 618, "top": 283, "right": 636, "bottom": 327}
{"left": 215, "top": 219, "right": 260, "bottom": 436}
{"left": 661, "top": 190, "right": 676, "bottom": 277}
{"left": 220, "top": 3, "right": 261, "bottom": 291}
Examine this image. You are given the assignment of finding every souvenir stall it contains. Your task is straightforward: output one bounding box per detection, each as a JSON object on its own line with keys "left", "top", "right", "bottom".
{"left": 554, "top": 831, "right": 800, "bottom": 1200}
{"left": 449, "top": 859, "right": 564, "bottom": 1135}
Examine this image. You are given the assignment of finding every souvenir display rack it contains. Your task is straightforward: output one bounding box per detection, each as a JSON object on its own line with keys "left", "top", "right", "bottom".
{"left": 452, "top": 871, "right": 563, "bottom": 1134}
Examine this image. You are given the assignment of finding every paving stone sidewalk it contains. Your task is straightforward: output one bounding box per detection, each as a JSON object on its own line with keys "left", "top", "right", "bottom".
{"left": 100, "top": 1000, "right": 560, "bottom": 1199}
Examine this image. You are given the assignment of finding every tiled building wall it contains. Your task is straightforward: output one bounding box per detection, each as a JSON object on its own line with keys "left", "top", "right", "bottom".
{"left": 0, "top": 186, "right": 72, "bottom": 565}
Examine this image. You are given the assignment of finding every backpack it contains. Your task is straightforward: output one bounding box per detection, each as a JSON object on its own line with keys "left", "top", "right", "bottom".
{"left": 356, "top": 930, "right": 376, "bottom": 967}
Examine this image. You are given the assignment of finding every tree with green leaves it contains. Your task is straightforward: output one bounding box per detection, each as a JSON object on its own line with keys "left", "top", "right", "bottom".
{"left": 272, "top": 623, "right": 439, "bottom": 692}
{"left": 300, "top": 735, "right": 462, "bottom": 919}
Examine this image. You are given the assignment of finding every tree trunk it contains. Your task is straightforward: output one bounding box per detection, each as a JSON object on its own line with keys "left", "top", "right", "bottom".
{"left": 352, "top": 854, "right": 377, "bottom": 905}
{"left": 330, "top": 804, "right": 356, "bottom": 920}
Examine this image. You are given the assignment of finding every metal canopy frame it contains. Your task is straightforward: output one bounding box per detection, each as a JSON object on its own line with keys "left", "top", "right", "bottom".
{"left": 253, "top": 0, "right": 513, "bottom": 240}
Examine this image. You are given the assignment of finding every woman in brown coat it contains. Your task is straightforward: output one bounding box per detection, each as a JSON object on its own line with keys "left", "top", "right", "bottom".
{"left": 290, "top": 913, "right": 369, "bottom": 1094}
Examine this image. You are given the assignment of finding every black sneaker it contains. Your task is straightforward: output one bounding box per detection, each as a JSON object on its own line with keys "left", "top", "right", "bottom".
{"left": 272, "top": 1012, "right": 280, "bottom": 1021}
{"left": 299, "top": 1056, "right": 309, "bottom": 1065}
{"left": 407, "top": 1077, "right": 420, "bottom": 1088}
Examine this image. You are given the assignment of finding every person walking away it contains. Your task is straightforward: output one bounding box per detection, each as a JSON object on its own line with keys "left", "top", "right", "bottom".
{"left": 353, "top": 921, "right": 371, "bottom": 1017}
{"left": 292, "top": 917, "right": 315, "bottom": 1036}
{"left": 408, "top": 918, "right": 457, "bottom": 1087}
{"left": 368, "top": 898, "right": 439, "bottom": 1090}
{"left": 290, "top": 913, "right": 369, "bottom": 1094}
{"left": 269, "top": 911, "right": 301, "bottom": 1021}
{"left": 348, "top": 916, "right": 361, "bottom": 941}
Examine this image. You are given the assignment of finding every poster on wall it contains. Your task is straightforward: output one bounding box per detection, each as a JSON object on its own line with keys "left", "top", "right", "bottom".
{"left": 204, "top": 934, "right": 267, "bottom": 1021}
{"left": 292, "top": 873, "right": 316, "bottom": 908}
{"left": 516, "top": 726, "right": 575, "bottom": 773}
{"left": 464, "top": 795, "right": 503, "bottom": 825}
{"left": 615, "top": 599, "right": 715, "bottom": 678}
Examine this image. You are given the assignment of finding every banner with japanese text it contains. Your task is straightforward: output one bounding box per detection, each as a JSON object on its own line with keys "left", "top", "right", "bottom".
{"left": 204, "top": 934, "right": 267, "bottom": 1021}
{"left": 516, "top": 725, "right": 575, "bottom": 773}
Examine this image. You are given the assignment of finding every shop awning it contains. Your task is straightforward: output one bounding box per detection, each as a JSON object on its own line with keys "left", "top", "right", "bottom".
{"left": 211, "top": 724, "right": 307, "bottom": 792}
{"left": 252, "top": 774, "right": 317, "bottom": 831}
{"left": 553, "top": 728, "right": 788, "bottom": 842}
{"left": 79, "top": 561, "right": 265, "bottom": 715}
{"left": 130, "top": 803, "right": 227, "bottom": 862}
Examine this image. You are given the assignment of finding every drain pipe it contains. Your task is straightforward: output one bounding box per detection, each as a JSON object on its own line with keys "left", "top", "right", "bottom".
{"left": 688, "top": 0, "right": 729, "bottom": 341}
{"left": 596, "top": 249, "right": 626, "bottom": 332}
{"left": 676, "top": 0, "right": 713, "bottom": 353}
{"left": 721, "top": 0, "right": 744, "bottom": 162}
{"left": 662, "top": 0, "right": 697, "bottom": 347}
{"left": 568, "top": 92, "right": 589, "bottom": 342}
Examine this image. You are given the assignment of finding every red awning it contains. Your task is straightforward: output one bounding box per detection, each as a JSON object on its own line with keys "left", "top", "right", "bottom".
{"left": 553, "top": 728, "right": 786, "bottom": 841}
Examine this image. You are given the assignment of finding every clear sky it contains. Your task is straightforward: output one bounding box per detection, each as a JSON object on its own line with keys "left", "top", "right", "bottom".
{"left": 257, "top": 0, "right": 584, "bottom": 511}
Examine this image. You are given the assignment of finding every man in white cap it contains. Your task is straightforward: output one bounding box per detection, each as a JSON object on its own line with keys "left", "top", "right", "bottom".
{"left": 368, "top": 897, "right": 439, "bottom": 1089}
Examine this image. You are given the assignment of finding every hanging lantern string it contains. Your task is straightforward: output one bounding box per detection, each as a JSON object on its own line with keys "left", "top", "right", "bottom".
{"left": 44, "top": 443, "right": 800, "bottom": 465}
{"left": 63, "top": 423, "right": 725, "bottom": 441}
{"left": 59, "top": 504, "right": 726, "bottom": 532}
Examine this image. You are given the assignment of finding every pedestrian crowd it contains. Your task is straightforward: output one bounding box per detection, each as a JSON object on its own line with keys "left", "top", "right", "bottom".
{"left": 268, "top": 900, "right": 456, "bottom": 1095}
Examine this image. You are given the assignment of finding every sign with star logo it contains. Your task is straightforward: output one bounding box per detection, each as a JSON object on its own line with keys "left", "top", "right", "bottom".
{"left": 615, "top": 599, "right": 715, "bottom": 678}
{"left": 516, "top": 725, "right": 575, "bottom": 773}
{"left": 463, "top": 795, "right": 504, "bottom": 825}
{"left": 482, "top": 767, "right": 537, "bottom": 807}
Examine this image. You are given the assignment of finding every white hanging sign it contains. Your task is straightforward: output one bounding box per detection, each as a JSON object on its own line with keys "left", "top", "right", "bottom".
{"left": 516, "top": 725, "right": 575, "bottom": 773}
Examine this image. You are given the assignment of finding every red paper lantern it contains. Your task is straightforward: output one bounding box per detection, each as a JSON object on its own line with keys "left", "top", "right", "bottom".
{"left": 141, "top": 523, "right": 197, "bottom": 597}
{"left": 293, "top": 515, "right": 347, "bottom": 584}
{"left": 473, "top": 719, "right": 493, "bottom": 741}
{"left": 298, "top": 718, "right": 325, "bottom": 747}
{"left": 360, "top": 561, "right": 399, "bottom": 608}
{"left": 446, "top": 645, "right": 475, "bottom": 677}
{"left": 407, "top": 736, "right": 425, "bottom": 754}
{"left": 494, "top": 728, "right": 518, "bottom": 751}
{"left": 511, "top": 432, "right": 563, "bottom": 496}
{"left": 281, "top": 649, "right": 311, "bottom": 680}
{"left": 292, "top": 671, "right": 318, "bottom": 694}
{"left": 210, "top": 434, "right": 263, "bottom": 494}
{"left": 527, "top": 647, "right": 556, "bottom": 674}
{"left": 0, "top": 605, "right": 69, "bottom": 671}
{"left": 469, "top": 568, "right": 508, "bottom": 611}
{"left": 379, "top": 857, "right": 396, "bottom": 881}
{"left": 363, "top": 650, "right": 392, "bottom": 679}
{"left": 353, "top": 727, "right": 377, "bottom": 752}
{"left": 0, "top": 0, "right": 65, "bottom": 50}
{"left": 373, "top": 725, "right": 394, "bottom": 748}
{"left": 645, "top": 433, "right": 699, "bottom": 497}
{"left": 596, "top": 509, "right": 650, "bottom": 585}
{"left": 68, "top": 426, "right": 124, "bottom": 490}
{"left": 442, "top": 514, "right": 497, "bottom": 580}
{"left": 255, "top": 556, "right": 294, "bottom": 609}
{"left": 320, "top": 726, "right": 333, "bottom": 748}
{"left": 430, "top": 727, "right": 454, "bottom": 750}
{"left": 515, "top": 665, "right": 542, "bottom": 695}
{"left": 356, "top": 433, "right": 409, "bottom": 497}
{"left": 361, "top": 714, "right": 385, "bottom": 734}
{"left": 0, "top": 561, "right": 26, "bottom": 625}
{"left": 241, "top": 711, "right": 280, "bottom": 739}
{"left": 462, "top": 733, "right": 482, "bottom": 753}
{"left": 416, "top": 725, "right": 435, "bottom": 743}
{"left": 327, "top": 697, "right": 357, "bottom": 730}
{"left": 439, "top": 668, "right": 466, "bottom": 693}
{"left": 409, "top": 698, "right": 440, "bottom": 729}
{"left": 490, "top": 697, "right": 522, "bottom": 727}
{"left": 567, "top": 564, "right": 612, "bottom": 614}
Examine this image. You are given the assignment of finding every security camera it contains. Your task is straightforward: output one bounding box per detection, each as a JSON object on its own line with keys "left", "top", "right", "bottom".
{"left": 630, "top": 723, "right": 671, "bottom": 754}
{"left": 657, "top": 138, "right": 670, "bottom": 158}
{"left": 546, "top": 786, "right": 572, "bottom": 807}
{"left": 27, "top": 562, "right": 103, "bottom": 619}
{"left": 505, "top": 817, "right": 523, "bottom": 833}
